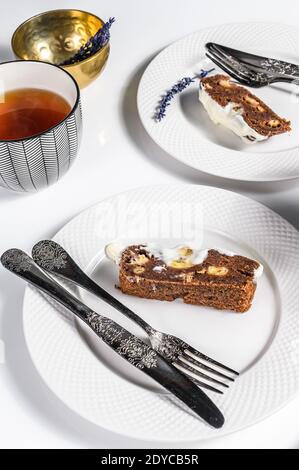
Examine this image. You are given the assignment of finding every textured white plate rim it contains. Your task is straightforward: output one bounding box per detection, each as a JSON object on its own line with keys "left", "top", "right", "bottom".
{"left": 22, "top": 184, "right": 299, "bottom": 443}
{"left": 137, "top": 22, "right": 299, "bottom": 182}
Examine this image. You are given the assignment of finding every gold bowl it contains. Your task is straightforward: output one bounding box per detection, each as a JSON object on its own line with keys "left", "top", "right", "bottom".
{"left": 11, "top": 9, "right": 110, "bottom": 88}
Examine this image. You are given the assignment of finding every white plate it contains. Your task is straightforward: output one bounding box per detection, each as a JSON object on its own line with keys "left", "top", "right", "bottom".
{"left": 137, "top": 23, "right": 299, "bottom": 181}
{"left": 23, "top": 185, "right": 299, "bottom": 443}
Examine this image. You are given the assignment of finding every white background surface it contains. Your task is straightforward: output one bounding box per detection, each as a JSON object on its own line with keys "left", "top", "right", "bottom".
{"left": 0, "top": 0, "right": 299, "bottom": 449}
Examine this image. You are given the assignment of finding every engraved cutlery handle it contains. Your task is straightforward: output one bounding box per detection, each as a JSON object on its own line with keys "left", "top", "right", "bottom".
{"left": 0, "top": 249, "right": 161, "bottom": 365}
{"left": 1, "top": 249, "right": 142, "bottom": 347}
{"left": 32, "top": 240, "right": 154, "bottom": 335}
{"left": 1, "top": 249, "right": 93, "bottom": 319}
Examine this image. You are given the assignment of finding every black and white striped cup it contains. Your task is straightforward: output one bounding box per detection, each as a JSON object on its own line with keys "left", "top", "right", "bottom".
{"left": 0, "top": 60, "right": 82, "bottom": 192}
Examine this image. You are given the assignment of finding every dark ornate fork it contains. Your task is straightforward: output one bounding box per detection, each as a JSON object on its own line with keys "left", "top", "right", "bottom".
{"left": 32, "top": 240, "right": 239, "bottom": 394}
{"left": 205, "top": 42, "right": 299, "bottom": 88}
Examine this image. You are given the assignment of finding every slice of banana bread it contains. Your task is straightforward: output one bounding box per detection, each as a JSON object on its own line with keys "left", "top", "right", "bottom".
{"left": 199, "top": 74, "right": 291, "bottom": 143}
{"left": 105, "top": 244, "right": 263, "bottom": 313}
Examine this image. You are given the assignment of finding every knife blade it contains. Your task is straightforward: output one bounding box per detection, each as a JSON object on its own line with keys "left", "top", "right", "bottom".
{"left": 1, "top": 249, "right": 224, "bottom": 429}
{"left": 205, "top": 42, "right": 299, "bottom": 79}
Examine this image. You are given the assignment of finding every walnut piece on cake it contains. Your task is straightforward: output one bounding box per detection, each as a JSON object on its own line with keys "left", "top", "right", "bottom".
{"left": 105, "top": 243, "right": 263, "bottom": 313}
{"left": 199, "top": 74, "right": 291, "bottom": 143}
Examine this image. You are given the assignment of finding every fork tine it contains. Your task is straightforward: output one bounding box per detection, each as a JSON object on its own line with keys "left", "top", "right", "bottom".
{"left": 180, "top": 351, "right": 234, "bottom": 382}
{"left": 207, "top": 53, "right": 249, "bottom": 82}
{"left": 173, "top": 363, "right": 223, "bottom": 395}
{"left": 207, "top": 45, "right": 252, "bottom": 80}
{"left": 206, "top": 50, "right": 265, "bottom": 88}
{"left": 175, "top": 357, "right": 229, "bottom": 389}
{"left": 183, "top": 345, "right": 239, "bottom": 376}
{"left": 206, "top": 55, "right": 248, "bottom": 84}
{"left": 206, "top": 52, "right": 252, "bottom": 86}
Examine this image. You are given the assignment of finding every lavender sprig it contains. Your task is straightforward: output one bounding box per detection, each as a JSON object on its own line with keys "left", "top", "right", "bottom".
{"left": 61, "top": 17, "right": 115, "bottom": 66}
{"left": 154, "top": 68, "right": 215, "bottom": 121}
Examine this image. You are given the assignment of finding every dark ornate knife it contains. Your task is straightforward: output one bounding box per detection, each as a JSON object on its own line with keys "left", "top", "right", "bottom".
{"left": 1, "top": 249, "right": 224, "bottom": 429}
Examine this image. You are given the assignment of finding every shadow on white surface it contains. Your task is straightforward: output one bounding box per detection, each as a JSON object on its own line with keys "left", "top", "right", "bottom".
{"left": 179, "top": 88, "right": 246, "bottom": 152}
{"left": 270, "top": 200, "right": 299, "bottom": 231}
{"left": 0, "top": 187, "right": 30, "bottom": 203}
{"left": 0, "top": 44, "right": 15, "bottom": 63}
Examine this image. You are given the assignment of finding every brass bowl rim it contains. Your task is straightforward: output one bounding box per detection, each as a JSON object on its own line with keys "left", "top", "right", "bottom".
{"left": 0, "top": 59, "right": 80, "bottom": 143}
{"left": 11, "top": 8, "right": 110, "bottom": 68}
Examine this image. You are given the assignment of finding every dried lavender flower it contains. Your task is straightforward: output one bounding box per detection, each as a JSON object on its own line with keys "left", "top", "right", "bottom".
{"left": 61, "top": 17, "right": 115, "bottom": 66}
{"left": 154, "top": 68, "right": 215, "bottom": 121}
